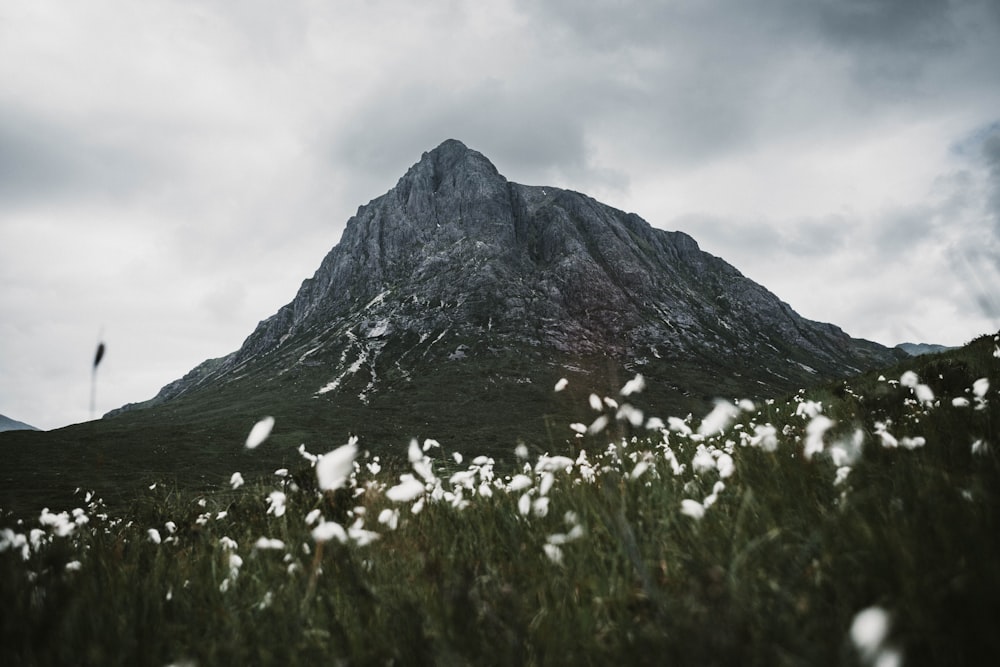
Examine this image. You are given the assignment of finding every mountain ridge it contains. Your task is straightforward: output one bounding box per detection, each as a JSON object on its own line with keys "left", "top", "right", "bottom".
{"left": 0, "top": 139, "right": 916, "bottom": 514}
{"left": 109, "top": 139, "right": 902, "bottom": 428}
{"left": 0, "top": 414, "right": 39, "bottom": 433}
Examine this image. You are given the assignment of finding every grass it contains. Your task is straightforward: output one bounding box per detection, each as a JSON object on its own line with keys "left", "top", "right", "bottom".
{"left": 1, "top": 332, "right": 998, "bottom": 666}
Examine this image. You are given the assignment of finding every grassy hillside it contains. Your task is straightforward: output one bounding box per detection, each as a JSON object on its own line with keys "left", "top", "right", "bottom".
{"left": 0, "top": 340, "right": 798, "bottom": 516}
{"left": 1, "top": 331, "right": 997, "bottom": 665}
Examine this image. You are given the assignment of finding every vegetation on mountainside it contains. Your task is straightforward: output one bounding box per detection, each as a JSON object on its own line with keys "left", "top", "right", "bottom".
{"left": 1, "top": 332, "right": 998, "bottom": 665}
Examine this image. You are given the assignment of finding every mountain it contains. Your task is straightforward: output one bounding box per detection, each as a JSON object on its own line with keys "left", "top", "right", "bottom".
{"left": 896, "top": 342, "right": 956, "bottom": 357}
{"left": 0, "top": 414, "right": 39, "bottom": 433}
{"left": 110, "top": 139, "right": 900, "bottom": 435}
{"left": 0, "top": 140, "right": 906, "bottom": 513}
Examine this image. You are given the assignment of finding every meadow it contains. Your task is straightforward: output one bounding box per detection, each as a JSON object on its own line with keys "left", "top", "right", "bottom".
{"left": 2, "top": 333, "right": 998, "bottom": 666}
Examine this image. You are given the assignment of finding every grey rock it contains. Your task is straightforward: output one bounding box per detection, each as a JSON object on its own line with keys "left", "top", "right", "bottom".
{"left": 114, "top": 139, "right": 904, "bottom": 415}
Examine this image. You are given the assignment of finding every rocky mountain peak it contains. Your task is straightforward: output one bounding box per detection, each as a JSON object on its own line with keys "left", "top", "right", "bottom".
{"left": 398, "top": 139, "right": 501, "bottom": 194}
{"left": 110, "top": 140, "right": 905, "bottom": 434}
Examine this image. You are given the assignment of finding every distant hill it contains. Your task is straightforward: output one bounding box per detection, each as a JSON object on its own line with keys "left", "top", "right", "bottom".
{"left": 0, "top": 414, "right": 39, "bottom": 433}
{"left": 896, "top": 342, "right": 957, "bottom": 357}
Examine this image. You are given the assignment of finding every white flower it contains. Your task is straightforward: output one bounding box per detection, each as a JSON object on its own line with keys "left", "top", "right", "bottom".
{"left": 449, "top": 469, "right": 477, "bottom": 489}
{"left": 795, "top": 400, "right": 823, "bottom": 419}
{"left": 874, "top": 422, "right": 898, "bottom": 448}
{"left": 616, "top": 404, "right": 644, "bottom": 427}
{"left": 750, "top": 424, "right": 778, "bottom": 452}
{"left": 914, "top": 384, "right": 935, "bottom": 405}
{"left": 630, "top": 460, "right": 650, "bottom": 480}
{"left": 645, "top": 417, "right": 665, "bottom": 430}
{"left": 680, "top": 499, "right": 705, "bottom": 520}
{"left": 312, "top": 520, "right": 347, "bottom": 543}
{"left": 254, "top": 537, "right": 286, "bottom": 550}
{"left": 554, "top": 377, "right": 568, "bottom": 392}
{"left": 830, "top": 429, "right": 864, "bottom": 467}
{"left": 297, "top": 443, "right": 318, "bottom": 464}
{"left": 517, "top": 492, "right": 532, "bottom": 517}
{"left": 539, "top": 472, "right": 555, "bottom": 496}
{"left": 245, "top": 416, "right": 275, "bottom": 449}
{"left": 316, "top": 440, "right": 358, "bottom": 491}
{"left": 266, "top": 491, "right": 287, "bottom": 517}
{"left": 588, "top": 393, "right": 603, "bottom": 411}
{"left": 147, "top": 528, "right": 162, "bottom": 545}
{"left": 347, "top": 522, "right": 380, "bottom": 547}
{"left": 535, "top": 455, "right": 574, "bottom": 473}
{"left": 973, "top": 378, "right": 990, "bottom": 399}
{"left": 850, "top": 606, "right": 891, "bottom": 660}
{"left": 65, "top": 560, "right": 82, "bottom": 572}
{"left": 378, "top": 508, "right": 400, "bottom": 530}
{"left": 952, "top": 397, "right": 970, "bottom": 407}
{"left": 620, "top": 374, "right": 645, "bottom": 396}
{"left": 515, "top": 444, "right": 529, "bottom": 459}
{"left": 899, "top": 371, "right": 919, "bottom": 388}
{"left": 587, "top": 415, "right": 609, "bottom": 434}
{"left": 542, "top": 543, "right": 564, "bottom": 565}
{"left": 386, "top": 477, "right": 425, "bottom": 503}
{"left": 304, "top": 509, "right": 322, "bottom": 525}
{"left": 716, "top": 453, "right": 735, "bottom": 478}
{"left": 219, "top": 536, "right": 238, "bottom": 550}
{"left": 668, "top": 417, "right": 693, "bottom": 436}
{"left": 804, "top": 415, "right": 834, "bottom": 460}
{"left": 698, "top": 400, "right": 739, "bottom": 436}
{"left": 691, "top": 449, "right": 716, "bottom": 475}
{"left": 532, "top": 496, "right": 550, "bottom": 518}
{"left": 407, "top": 438, "right": 422, "bottom": 464}
{"left": 972, "top": 439, "right": 989, "bottom": 456}
{"left": 507, "top": 474, "right": 533, "bottom": 492}
{"left": 274, "top": 468, "right": 289, "bottom": 477}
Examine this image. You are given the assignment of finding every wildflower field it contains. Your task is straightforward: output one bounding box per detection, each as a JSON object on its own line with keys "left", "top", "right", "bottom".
{"left": 2, "top": 333, "right": 998, "bottom": 666}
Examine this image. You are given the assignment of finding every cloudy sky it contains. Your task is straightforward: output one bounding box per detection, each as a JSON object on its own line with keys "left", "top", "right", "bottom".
{"left": 2, "top": 0, "right": 999, "bottom": 430}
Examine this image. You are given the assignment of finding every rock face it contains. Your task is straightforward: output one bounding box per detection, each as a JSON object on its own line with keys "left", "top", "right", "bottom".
{"left": 109, "top": 140, "right": 903, "bottom": 447}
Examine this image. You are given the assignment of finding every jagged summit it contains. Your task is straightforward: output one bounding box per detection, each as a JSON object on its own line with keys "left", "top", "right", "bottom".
{"left": 400, "top": 139, "right": 501, "bottom": 188}
{"left": 108, "top": 140, "right": 904, "bottom": 449}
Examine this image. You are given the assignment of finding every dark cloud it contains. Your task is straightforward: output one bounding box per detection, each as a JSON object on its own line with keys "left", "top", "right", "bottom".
{"left": 982, "top": 124, "right": 1000, "bottom": 217}
{"left": 0, "top": 105, "right": 168, "bottom": 207}
{"left": 512, "top": 0, "right": 1000, "bottom": 163}
{"left": 810, "top": 0, "right": 956, "bottom": 51}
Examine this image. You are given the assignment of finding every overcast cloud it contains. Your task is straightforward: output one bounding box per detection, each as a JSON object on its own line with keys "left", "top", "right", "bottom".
{"left": 2, "top": 0, "right": 999, "bottom": 430}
